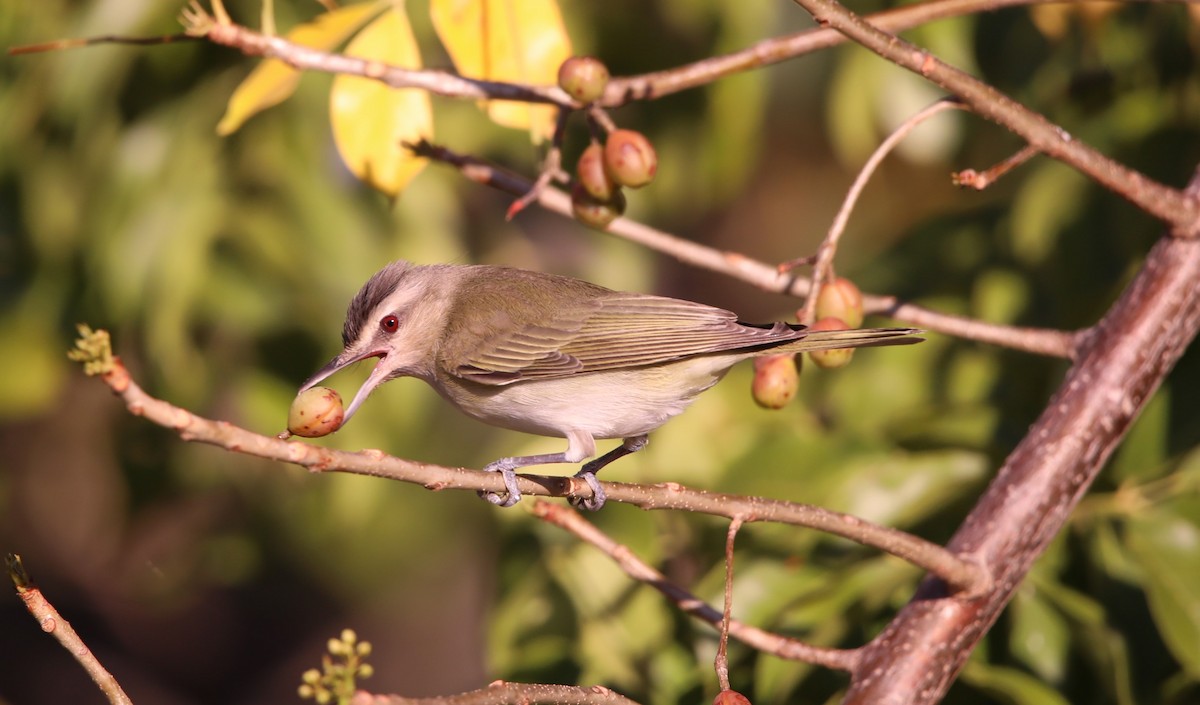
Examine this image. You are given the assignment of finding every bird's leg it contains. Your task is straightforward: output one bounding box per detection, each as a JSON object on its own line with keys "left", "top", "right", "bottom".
{"left": 480, "top": 430, "right": 598, "bottom": 508}
{"left": 570, "top": 435, "right": 649, "bottom": 511}
{"left": 479, "top": 452, "right": 575, "bottom": 507}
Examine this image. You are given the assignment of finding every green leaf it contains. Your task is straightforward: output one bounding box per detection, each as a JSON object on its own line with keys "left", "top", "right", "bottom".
{"left": 1109, "top": 387, "right": 1170, "bottom": 483}
{"left": 961, "top": 661, "right": 1072, "bottom": 705}
{"left": 1125, "top": 504, "right": 1200, "bottom": 678}
{"left": 1009, "top": 586, "right": 1070, "bottom": 683}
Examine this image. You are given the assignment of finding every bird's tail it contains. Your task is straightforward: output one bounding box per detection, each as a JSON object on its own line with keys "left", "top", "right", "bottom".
{"left": 769, "top": 326, "right": 923, "bottom": 355}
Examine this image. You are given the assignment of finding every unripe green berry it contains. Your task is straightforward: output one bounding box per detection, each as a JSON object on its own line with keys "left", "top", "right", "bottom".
{"left": 808, "top": 317, "right": 855, "bottom": 369}
{"left": 752, "top": 354, "right": 800, "bottom": 409}
{"left": 570, "top": 183, "right": 626, "bottom": 228}
{"left": 557, "top": 56, "right": 610, "bottom": 103}
{"left": 287, "top": 386, "right": 344, "bottom": 437}
{"left": 815, "top": 277, "right": 864, "bottom": 328}
{"left": 604, "top": 129, "right": 657, "bottom": 188}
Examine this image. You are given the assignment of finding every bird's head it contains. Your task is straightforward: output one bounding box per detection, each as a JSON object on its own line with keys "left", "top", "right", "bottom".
{"left": 300, "top": 261, "right": 445, "bottom": 425}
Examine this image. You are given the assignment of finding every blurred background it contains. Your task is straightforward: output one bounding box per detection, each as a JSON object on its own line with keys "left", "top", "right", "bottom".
{"left": 2, "top": 2, "right": 1199, "bottom": 704}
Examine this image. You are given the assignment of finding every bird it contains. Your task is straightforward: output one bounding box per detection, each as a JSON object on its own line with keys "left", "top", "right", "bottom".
{"left": 300, "top": 261, "right": 921, "bottom": 509}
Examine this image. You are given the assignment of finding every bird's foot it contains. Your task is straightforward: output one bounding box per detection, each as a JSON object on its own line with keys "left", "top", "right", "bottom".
{"left": 479, "top": 461, "right": 521, "bottom": 507}
{"left": 568, "top": 469, "right": 606, "bottom": 511}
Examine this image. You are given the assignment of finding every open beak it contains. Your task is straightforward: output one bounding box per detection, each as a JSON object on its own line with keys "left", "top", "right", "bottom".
{"left": 300, "top": 350, "right": 389, "bottom": 426}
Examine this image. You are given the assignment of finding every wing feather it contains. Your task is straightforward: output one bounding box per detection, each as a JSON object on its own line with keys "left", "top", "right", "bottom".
{"left": 454, "top": 291, "right": 805, "bottom": 384}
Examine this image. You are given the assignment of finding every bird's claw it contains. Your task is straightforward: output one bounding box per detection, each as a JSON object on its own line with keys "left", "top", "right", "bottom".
{"left": 568, "top": 470, "right": 606, "bottom": 511}
{"left": 479, "top": 465, "right": 522, "bottom": 507}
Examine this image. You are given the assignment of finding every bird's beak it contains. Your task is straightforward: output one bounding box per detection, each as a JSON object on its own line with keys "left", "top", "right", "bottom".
{"left": 300, "top": 350, "right": 389, "bottom": 425}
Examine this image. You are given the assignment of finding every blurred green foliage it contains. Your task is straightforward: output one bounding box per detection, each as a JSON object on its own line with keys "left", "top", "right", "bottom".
{"left": 1, "top": 2, "right": 1199, "bottom": 705}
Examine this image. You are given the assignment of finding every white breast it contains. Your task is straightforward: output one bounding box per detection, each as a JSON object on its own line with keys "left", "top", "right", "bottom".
{"left": 431, "top": 354, "right": 742, "bottom": 440}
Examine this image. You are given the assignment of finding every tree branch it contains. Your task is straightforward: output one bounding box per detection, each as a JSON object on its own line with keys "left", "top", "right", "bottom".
{"left": 77, "top": 346, "right": 986, "bottom": 594}
{"left": 844, "top": 168, "right": 1200, "bottom": 704}
{"left": 409, "top": 140, "right": 1078, "bottom": 359}
{"left": 605, "top": 0, "right": 1057, "bottom": 102}
{"left": 788, "top": 0, "right": 1200, "bottom": 235}
{"left": 530, "top": 502, "right": 861, "bottom": 670}
{"left": 352, "top": 682, "right": 640, "bottom": 705}
{"left": 6, "top": 555, "right": 133, "bottom": 705}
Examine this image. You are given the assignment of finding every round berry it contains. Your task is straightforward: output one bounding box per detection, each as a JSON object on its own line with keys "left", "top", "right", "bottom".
{"left": 815, "top": 277, "right": 864, "bottom": 328}
{"left": 604, "top": 129, "right": 657, "bottom": 188}
{"left": 752, "top": 354, "right": 800, "bottom": 409}
{"left": 808, "top": 317, "right": 856, "bottom": 369}
{"left": 577, "top": 142, "right": 616, "bottom": 201}
{"left": 713, "top": 691, "right": 752, "bottom": 705}
{"left": 287, "top": 386, "right": 344, "bottom": 438}
{"left": 570, "top": 183, "right": 626, "bottom": 229}
{"left": 557, "top": 56, "right": 610, "bottom": 104}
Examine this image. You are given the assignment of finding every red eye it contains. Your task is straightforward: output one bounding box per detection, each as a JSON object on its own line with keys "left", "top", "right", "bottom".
{"left": 380, "top": 314, "right": 400, "bottom": 333}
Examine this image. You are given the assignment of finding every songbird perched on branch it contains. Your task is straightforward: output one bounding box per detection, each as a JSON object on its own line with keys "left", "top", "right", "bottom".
{"left": 300, "top": 261, "right": 921, "bottom": 510}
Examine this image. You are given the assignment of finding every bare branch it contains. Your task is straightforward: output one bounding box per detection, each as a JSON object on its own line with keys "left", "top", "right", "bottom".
{"left": 715, "top": 517, "right": 746, "bottom": 689}
{"left": 953, "top": 145, "right": 1040, "bottom": 190}
{"left": 7, "top": 555, "right": 133, "bottom": 705}
{"left": 802, "top": 98, "right": 967, "bottom": 324}
{"left": 604, "top": 0, "right": 1059, "bottom": 103}
{"left": 845, "top": 170, "right": 1200, "bottom": 704}
{"left": 409, "top": 140, "right": 1078, "bottom": 358}
{"left": 788, "top": 0, "right": 1200, "bottom": 236}
{"left": 530, "top": 502, "right": 860, "bottom": 670}
{"left": 352, "top": 681, "right": 641, "bottom": 705}
{"left": 81, "top": 352, "right": 987, "bottom": 594}
{"left": 182, "top": 5, "right": 573, "bottom": 106}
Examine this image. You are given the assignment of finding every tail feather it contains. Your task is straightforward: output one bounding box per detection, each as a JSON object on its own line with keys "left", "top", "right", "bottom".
{"left": 769, "top": 327, "right": 923, "bottom": 355}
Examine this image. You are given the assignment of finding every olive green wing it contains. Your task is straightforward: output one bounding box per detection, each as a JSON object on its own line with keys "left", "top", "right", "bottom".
{"left": 452, "top": 292, "right": 803, "bottom": 384}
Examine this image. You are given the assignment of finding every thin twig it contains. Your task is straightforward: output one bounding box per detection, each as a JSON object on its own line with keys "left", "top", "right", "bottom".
{"left": 604, "top": 0, "right": 1060, "bottom": 104}
{"left": 801, "top": 98, "right": 967, "bottom": 325}
{"left": 407, "top": 139, "right": 1078, "bottom": 359}
{"left": 6, "top": 555, "right": 133, "bottom": 705}
{"left": 953, "top": 144, "right": 1040, "bottom": 190}
{"left": 507, "top": 108, "right": 572, "bottom": 220}
{"left": 7, "top": 33, "right": 200, "bottom": 55}
{"left": 351, "top": 681, "right": 641, "bottom": 705}
{"left": 715, "top": 517, "right": 745, "bottom": 689}
{"left": 530, "top": 502, "right": 860, "bottom": 670}
{"left": 183, "top": 5, "right": 574, "bottom": 106}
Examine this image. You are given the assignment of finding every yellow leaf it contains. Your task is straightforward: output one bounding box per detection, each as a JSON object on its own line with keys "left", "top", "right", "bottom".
{"left": 217, "top": 1, "right": 388, "bottom": 136}
{"left": 430, "top": 0, "right": 572, "bottom": 142}
{"left": 330, "top": 7, "right": 432, "bottom": 197}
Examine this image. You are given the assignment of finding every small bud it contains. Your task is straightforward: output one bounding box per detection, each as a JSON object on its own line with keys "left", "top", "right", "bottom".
{"left": 327, "top": 637, "right": 344, "bottom": 656}
{"left": 288, "top": 387, "right": 344, "bottom": 438}
{"left": 356, "top": 641, "right": 373, "bottom": 657}
{"left": 358, "top": 663, "right": 375, "bottom": 679}
{"left": 752, "top": 354, "right": 800, "bottom": 409}
{"left": 301, "top": 669, "right": 322, "bottom": 685}
{"left": 604, "top": 129, "right": 658, "bottom": 188}
{"left": 713, "top": 690, "right": 753, "bottom": 705}
{"left": 557, "top": 56, "right": 610, "bottom": 104}
{"left": 814, "top": 277, "right": 864, "bottom": 328}
{"left": 340, "top": 628, "right": 357, "bottom": 646}
{"left": 571, "top": 183, "right": 626, "bottom": 228}
{"left": 808, "top": 317, "right": 855, "bottom": 369}
{"left": 577, "top": 143, "right": 616, "bottom": 201}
